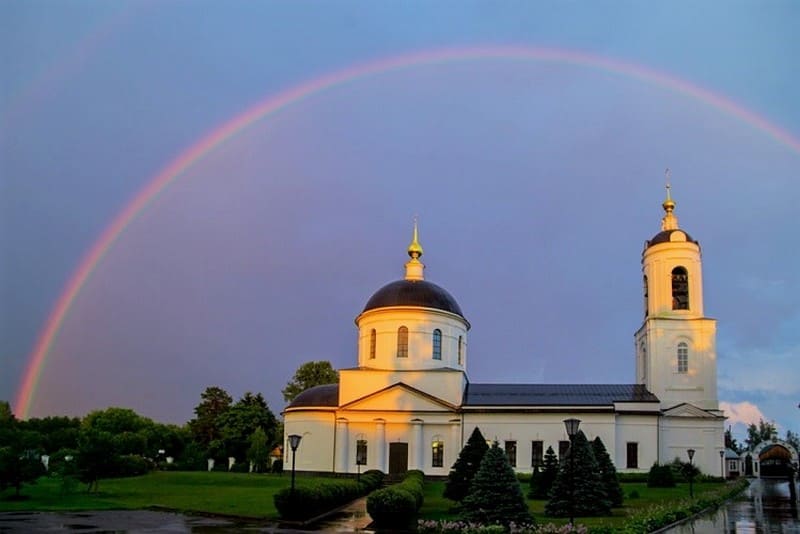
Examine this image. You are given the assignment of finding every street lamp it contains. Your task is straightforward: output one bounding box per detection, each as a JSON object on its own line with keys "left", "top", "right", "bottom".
{"left": 687, "top": 448, "right": 696, "bottom": 499}
{"left": 719, "top": 450, "right": 725, "bottom": 480}
{"left": 563, "top": 418, "right": 581, "bottom": 526}
{"left": 288, "top": 434, "right": 302, "bottom": 495}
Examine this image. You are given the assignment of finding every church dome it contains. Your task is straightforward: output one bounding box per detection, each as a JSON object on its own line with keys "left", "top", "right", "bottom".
{"left": 646, "top": 229, "right": 698, "bottom": 249}
{"left": 363, "top": 279, "right": 466, "bottom": 319}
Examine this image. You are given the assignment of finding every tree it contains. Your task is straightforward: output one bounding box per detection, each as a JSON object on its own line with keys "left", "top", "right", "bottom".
{"left": 76, "top": 428, "right": 116, "bottom": 492}
{"left": 217, "top": 392, "right": 278, "bottom": 460}
{"left": 592, "top": 437, "right": 623, "bottom": 507}
{"left": 745, "top": 419, "right": 778, "bottom": 450}
{"left": 0, "top": 427, "right": 46, "bottom": 498}
{"left": 725, "top": 426, "right": 742, "bottom": 454}
{"left": 529, "top": 446, "right": 559, "bottom": 499}
{"left": 282, "top": 361, "right": 339, "bottom": 402}
{"left": 189, "top": 386, "right": 233, "bottom": 448}
{"left": 546, "top": 431, "right": 610, "bottom": 517}
{"left": 443, "top": 426, "right": 489, "bottom": 502}
{"left": 462, "top": 442, "right": 532, "bottom": 526}
{"left": 247, "top": 427, "right": 270, "bottom": 472}
{"left": 784, "top": 430, "right": 799, "bottom": 453}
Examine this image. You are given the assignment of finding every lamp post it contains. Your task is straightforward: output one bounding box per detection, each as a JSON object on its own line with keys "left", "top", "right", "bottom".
{"left": 719, "top": 449, "right": 724, "bottom": 480}
{"left": 288, "top": 434, "right": 302, "bottom": 495}
{"left": 687, "top": 448, "right": 696, "bottom": 499}
{"left": 563, "top": 418, "right": 581, "bottom": 526}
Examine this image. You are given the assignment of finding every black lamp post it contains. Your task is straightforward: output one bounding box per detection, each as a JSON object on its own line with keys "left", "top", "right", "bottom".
{"left": 564, "top": 418, "right": 581, "bottom": 526}
{"left": 288, "top": 434, "right": 302, "bottom": 495}
{"left": 687, "top": 448, "right": 695, "bottom": 499}
{"left": 719, "top": 449, "right": 725, "bottom": 480}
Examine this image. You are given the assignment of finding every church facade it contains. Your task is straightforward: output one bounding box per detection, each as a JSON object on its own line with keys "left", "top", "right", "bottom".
{"left": 283, "top": 190, "right": 726, "bottom": 477}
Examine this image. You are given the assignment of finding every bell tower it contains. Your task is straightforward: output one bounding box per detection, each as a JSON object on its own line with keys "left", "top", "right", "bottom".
{"left": 634, "top": 181, "right": 719, "bottom": 412}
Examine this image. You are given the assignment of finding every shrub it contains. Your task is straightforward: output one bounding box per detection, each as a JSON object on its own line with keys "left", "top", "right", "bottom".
{"left": 647, "top": 462, "right": 676, "bottom": 488}
{"left": 275, "top": 470, "right": 384, "bottom": 521}
{"left": 628, "top": 489, "right": 640, "bottom": 499}
{"left": 271, "top": 459, "right": 283, "bottom": 474}
{"left": 113, "top": 454, "right": 150, "bottom": 477}
{"left": 367, "top": 469, "right": 424, "bottom": 528}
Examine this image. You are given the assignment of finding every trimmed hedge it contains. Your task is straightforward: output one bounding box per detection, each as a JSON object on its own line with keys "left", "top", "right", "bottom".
{"left": 274, "top": 470, "right": 384, "bottom": 521}
{"left": 367, "top": 470, "right": 425, "bottom": 528}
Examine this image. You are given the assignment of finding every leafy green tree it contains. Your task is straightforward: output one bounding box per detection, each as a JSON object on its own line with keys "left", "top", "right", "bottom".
{"left": 443, "top": 426, "right": 489, "bottom": 502}
{"left": 76, "top": 428, "right": 116, "bottom": 492}
{"left": 647, "top": 462, "right": 675, "bottom": 487}
{"left": 282, "top": 361, "right": 339, "bottom": 402}
{"left": 247, "top": 427, "right": 270, "bottom": 472}
{"left": 0, "top": 425, "right": 46, "bottom": 498}
{"left": 592, "top": 437, "right": 623, "bottom": 507}
{"left": 20, "top": 416, "right": 80, "bottom": 454}
{"left": 0, "top": 402, "right": 15, "bottom": 426}
{"left": 217, "top": 392, "right": 278, "bottom": 460}
{"left": 189, "top": 386, "right": 233, "bottom": 448}
{"left": 83, "top": 407, "right": 148, "bottom": 435}
{"left": 745, "top": 419, "right": 778, "bottom": 450}
{"left": 546, "top": 431, "right": 610, "bottom": 517}
{"left": 462, "top": 442, "right": 532, "bottom": 526}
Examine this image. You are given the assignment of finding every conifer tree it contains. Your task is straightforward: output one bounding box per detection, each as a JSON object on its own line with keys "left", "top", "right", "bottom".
{"left": 592, "top": 436, "right": 623, "bottom": 507}
{"left": 462, "top": 443, "right": 532, "bottom": 526}
{"left": 534, "top": 445, "right": 559, "bottom": 499}
{"left": 545, "top": 431, "right": 610, "bottom": 517}
{"left": 527, "top": 465, "right": 543, "bottom": 499}
{"left": 443, "top": 426, "right": 489, "bottom": 502}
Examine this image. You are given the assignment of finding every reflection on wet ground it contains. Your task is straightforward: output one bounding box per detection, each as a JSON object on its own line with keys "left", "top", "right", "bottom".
{"left": 664, "top": 478, "right": 799, "bottom": 533}
{"left": 0, "top": 496, "right": 373, "bottom": 532}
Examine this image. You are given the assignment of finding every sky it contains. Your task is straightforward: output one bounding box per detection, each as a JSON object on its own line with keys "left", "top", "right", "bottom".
{"left": 1, "top": 1, "right": 798, "bottom": 441}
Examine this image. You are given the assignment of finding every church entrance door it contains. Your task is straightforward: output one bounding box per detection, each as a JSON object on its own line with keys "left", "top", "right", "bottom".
{"left": 389, "top": 442, "right": 408, "bottom": 475}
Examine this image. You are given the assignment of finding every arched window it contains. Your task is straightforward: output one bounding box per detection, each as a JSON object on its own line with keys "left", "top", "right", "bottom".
{"left": 397, "top": 326, "right": 408, "bottom": 358}
{"left": 432, "top": 329, "right": 442, "bottom": 360}
{"left": 639, "top": 342, "right": 647, "bottom": 382}
{"left": 457, "top": 336, "right": 463, "bottom": 365}
{"left": 671, "top": 267, "right": 689, "bottom": 310}
{"left": 369, "top": 329, "right": 376, "bottom": 359}
{"left": 431, "top": 437, "right": 444, "bottom": 467}
{"left": 677, "top": 342, "right": 688, "bottom": 373}
{"left": 643, "top": 275, "right": 649, "bottom": 317}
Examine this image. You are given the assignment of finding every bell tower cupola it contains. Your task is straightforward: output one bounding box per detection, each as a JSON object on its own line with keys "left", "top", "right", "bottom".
{"left": 634, "top": 175, "right": 719, "bottom": 413}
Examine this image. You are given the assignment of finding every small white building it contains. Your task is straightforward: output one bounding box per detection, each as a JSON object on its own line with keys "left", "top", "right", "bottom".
{"left": 284, "top": 190, "right": 725, "bottom": 476}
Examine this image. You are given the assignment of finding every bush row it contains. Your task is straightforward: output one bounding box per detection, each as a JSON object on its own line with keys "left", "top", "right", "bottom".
{"left": 274, "top": 469, "right": 384, "bottom": 521}
{"left": 367, "top": 469, "right": 425, "bottom": 528}
{"left": 591, "top": 478, "right": 750, "bottom": 534}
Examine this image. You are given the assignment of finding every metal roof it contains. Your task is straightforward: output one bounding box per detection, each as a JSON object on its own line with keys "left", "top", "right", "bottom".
{"left": 286, "top": 384, "right": 339, "bottom": 408}
{"left": 362, "top": 279, "right": 467, "bottom": 320}
{"left": 463, "top": 383, "right": 659, "bottom": 406}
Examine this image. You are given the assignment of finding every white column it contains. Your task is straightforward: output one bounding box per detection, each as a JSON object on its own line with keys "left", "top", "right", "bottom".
{"left": 374, "top": 418, "right": 386, "bottom": 473}
{"left": 336, "top": 418, "right": 349, "bottom": 473}
{"left": 411, "top": 419, "right": 424, "bottom": 471}
{"left": 450, "top": 419, "right": 461, "bottom": 468}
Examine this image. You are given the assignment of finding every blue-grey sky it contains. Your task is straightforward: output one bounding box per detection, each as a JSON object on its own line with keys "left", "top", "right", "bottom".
{"left": 1, "top": 1, "right": 798, "bottom": 440}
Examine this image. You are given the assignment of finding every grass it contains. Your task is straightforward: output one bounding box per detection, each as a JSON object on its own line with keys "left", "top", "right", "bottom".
{"left": 419, "top": 480, "right": 730, "bottom": 529}
{"left": 0, "top": 471, "right": 332, "bottom": 519}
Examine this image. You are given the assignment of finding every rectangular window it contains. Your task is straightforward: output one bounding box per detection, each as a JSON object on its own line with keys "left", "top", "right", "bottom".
{"left": 356, "top": 440, "right": 368, "bottom": 466}
{"left": 728, "top": 460, "right": 736, "bottom": 470}
{"left": 531, "top": 441, "right": 544, "bottom": 467}
{"left": 626, "top": 442, "right": 638, "bottom": 469}
{"left": 558, "top": 440, "right": 570, "bottom": 460}
{"left": 505, "top": 441, "right": 517, "bottom": 467}
{"left": 432, "top": 440, "right": 444, "bottom": 468}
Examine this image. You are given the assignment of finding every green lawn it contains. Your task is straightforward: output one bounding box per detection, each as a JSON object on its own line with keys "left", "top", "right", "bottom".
{"left": 0, "top": 471, "right": 329, "bottom": 519}
{"left": 420, "top": 480, "right": 729, "bottom": 529}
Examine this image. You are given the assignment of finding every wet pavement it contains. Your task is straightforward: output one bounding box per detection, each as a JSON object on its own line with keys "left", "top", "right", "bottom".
{"left": 663, "top": 478, "right": 799, "bottom": 533}
{"left": 0, "top": 497, "right": 374, "bottom": 533}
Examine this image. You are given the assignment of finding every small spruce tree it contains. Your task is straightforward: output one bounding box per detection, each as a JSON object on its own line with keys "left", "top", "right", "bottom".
{"left": 545, "top": 431, "right": 610, "bottom": 517}
{"left": 462, "top": 442, "right": 532, "bottom": 526}
{"left": 592, "top": 436, "right": 623, "bottom": 507}
{"left": 527, "top": 465, "right": 543, "bottom": 499}
{"left": 536, "top": 446, "right": 559, "bottom": 499}
{"left": 444, "top": 427, "right": 489, "bottom": 502}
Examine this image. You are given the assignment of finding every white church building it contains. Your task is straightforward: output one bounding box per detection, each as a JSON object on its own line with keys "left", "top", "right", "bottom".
{"left": 283, "top": 189, "right": 726, "bottom": 477}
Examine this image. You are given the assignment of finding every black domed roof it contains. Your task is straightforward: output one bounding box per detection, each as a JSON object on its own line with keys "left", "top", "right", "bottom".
{"left": 646, "top": 229, "right": 698, "bottom": 249}
{"left": 363, "top": 279, "right": 466, "bottom": 320}
{"left": 286, "top": 384, "right": 339, "bottom": 409}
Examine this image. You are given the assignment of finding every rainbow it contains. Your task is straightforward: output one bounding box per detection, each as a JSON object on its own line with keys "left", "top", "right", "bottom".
{"left": 14, "top": 45, "right": 800, "bottom": 419}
